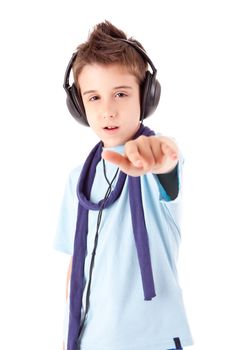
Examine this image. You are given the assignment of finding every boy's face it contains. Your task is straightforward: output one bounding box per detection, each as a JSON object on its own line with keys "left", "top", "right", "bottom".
{"left": 78, "top": 63, "right": 141, "bottom": 147}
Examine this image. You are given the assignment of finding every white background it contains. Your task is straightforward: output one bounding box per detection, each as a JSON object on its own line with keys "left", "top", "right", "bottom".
{"left": 0, "top": 0, "right": 232, "bottom": 349}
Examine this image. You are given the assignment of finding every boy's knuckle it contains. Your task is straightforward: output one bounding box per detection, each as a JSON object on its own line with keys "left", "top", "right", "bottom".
{"left": 138, "top": 135, "right": 147, "bottom": 143}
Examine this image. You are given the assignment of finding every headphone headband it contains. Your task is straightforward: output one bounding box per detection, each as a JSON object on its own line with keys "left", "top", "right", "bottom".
{"left": 118, "top": 39, "right": 157, "bottom": 76}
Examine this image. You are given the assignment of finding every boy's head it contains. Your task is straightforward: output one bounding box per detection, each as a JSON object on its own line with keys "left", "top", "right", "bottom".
{"left": 63, "top": 21, "right": 161, "bottom": 146}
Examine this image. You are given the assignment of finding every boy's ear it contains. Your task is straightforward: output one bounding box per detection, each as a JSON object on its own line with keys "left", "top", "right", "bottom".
{"left": 66, "top": 83, "right": 90, "bottom": 126}
{"left": 140, "top": 71, "right": 161, "bottom": 120}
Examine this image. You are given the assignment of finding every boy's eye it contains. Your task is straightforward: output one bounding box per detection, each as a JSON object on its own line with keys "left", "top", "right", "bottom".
{"left": 89, "top": 96, "right": 99, "bottom": 101}
{"left": 115, "top": 92, "right": 127, "bottom": 98}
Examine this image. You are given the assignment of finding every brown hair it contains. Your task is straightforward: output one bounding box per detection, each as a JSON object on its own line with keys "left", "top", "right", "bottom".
{"left": 73, "top": 20, "right": 148, "bottom": 88}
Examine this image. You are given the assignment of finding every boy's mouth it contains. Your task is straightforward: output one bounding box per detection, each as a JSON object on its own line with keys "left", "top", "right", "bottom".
{"left": 103, "top": 126, "right": 119, "bottom": 131}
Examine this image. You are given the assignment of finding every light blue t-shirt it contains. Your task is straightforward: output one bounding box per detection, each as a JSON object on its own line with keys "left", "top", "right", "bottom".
{"left": 54, "top": 145, "right": 193, "bottom": 350}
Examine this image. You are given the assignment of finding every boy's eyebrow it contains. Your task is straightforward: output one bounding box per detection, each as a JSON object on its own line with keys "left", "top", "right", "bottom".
{"left": 83, "top": 90, "right": 97, "bottom": 96}
{"left": 83, "top": 86, "right": 132, "bottom": 95}
{"left": 113, "top": 85, "right": 132, "bottom": 90}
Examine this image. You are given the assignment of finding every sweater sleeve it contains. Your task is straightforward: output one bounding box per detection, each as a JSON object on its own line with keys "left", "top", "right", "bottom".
{"left": 157, "top": 164, "right": 179, "bottom": 201}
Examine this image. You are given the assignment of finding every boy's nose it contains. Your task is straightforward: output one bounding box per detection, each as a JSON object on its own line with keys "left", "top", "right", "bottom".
{"left": 103, "top": 112, "right": 117, "bottom": 119}
{"left": 102, "top": 102, "right": 118, "bottom": 119}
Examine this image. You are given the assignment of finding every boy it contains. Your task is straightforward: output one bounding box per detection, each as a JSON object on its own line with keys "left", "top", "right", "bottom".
{"left": 54, "top": 21, "right": 193, "bottom": 350}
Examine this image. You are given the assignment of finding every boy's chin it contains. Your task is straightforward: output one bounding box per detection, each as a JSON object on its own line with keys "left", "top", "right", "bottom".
{"left": 102, "top": 141, "right": 122, "bottom": 148}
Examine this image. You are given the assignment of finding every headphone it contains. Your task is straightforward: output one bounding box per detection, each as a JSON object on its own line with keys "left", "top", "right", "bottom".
{"left": 63, "top": 38, "right": 161, "bottom": 126}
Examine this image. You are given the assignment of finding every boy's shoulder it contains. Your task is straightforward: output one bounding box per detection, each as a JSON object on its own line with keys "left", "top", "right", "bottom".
{"left": 65, "top": 164, "right": 83, "bottom": 191}
{"left": 69, "top": 164, "right": 83, "bottom": 178}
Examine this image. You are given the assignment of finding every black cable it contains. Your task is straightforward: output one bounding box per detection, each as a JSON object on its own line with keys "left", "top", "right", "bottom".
{"left": 103, "top": 158, "right": 112, "bottom": 186}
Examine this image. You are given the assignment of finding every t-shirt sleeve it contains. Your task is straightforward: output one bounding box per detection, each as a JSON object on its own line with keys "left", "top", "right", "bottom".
{"left": 53, "top": 167, "right": 81, "bottom": 255}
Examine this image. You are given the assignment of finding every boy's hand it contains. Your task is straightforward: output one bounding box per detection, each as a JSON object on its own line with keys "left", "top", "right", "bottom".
{"left": 102, "top": 135, "right": 179, "bottom": 177}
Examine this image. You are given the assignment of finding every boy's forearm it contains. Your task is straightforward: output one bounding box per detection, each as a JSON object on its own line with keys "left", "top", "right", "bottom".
{"left": 63, "top": 258, "right": 72, "bottom": 350}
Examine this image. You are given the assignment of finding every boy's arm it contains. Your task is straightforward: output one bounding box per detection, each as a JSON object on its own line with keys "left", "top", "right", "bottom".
{"left": 102, "top": 135, "right": 178, "bottom": 177}
{"left": 102, "top": 135, "right": 180, "bottom": 200}
{"left": 62, "top": 257, "right": 72, "bottom": 350}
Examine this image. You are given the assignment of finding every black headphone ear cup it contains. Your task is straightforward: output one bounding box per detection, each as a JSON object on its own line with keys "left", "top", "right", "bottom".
{"left": 141, "top": 71, "right": 161, "bottom": 120}
{"left": 66, "top": 83, "right": 89, "bottom": 126}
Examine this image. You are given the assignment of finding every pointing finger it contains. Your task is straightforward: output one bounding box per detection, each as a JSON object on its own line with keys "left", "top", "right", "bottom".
{"left": 102, "top": 150, "right": 127, "bottom": 167}
{"left": 102, "top": 150, "right": 143, "bottom": 175}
